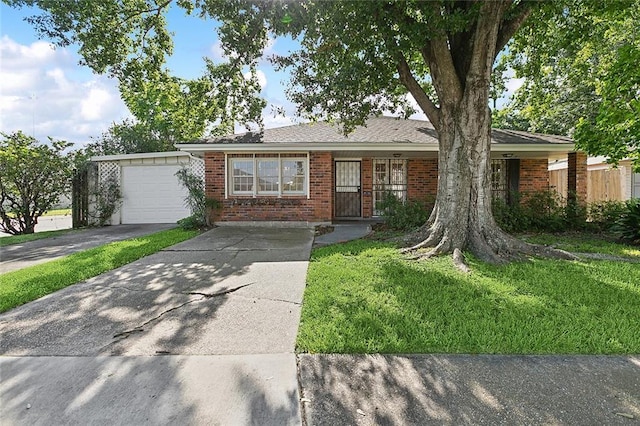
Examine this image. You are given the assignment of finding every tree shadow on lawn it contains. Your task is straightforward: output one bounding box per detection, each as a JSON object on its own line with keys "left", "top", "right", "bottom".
{"left": 299, "top": 241, "right": 640, "bottom": 424}
{"left": 304, "top": 241, "right": 640, "bottom": 354}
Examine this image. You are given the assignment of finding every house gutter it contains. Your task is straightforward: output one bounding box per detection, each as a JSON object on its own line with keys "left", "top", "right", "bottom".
{"left": 176, "top": 142, "right": 576, "bottom": 154}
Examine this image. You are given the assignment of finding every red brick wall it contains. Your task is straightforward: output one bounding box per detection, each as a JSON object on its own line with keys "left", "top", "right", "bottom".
{"left": 204, "top": 151, "right": 333, "bottom": 223}
{"left": 407, "top": 158, "right": 438, "bottom": 201}
{"left": 519, "top": 159, "right": 549, "bottom": 193}
{"left": 568, "top": 151, "right": 588, "bottom": 204}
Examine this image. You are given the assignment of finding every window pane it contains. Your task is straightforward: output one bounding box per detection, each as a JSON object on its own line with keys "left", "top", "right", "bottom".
{"left": 373, "top": 159, "right": 407, "bottom": 216}
{"left": 257, "top": 159, "right": 279, "bottom": 193}
{"left": 232, "top": 160, "right": 253, "bottom": 193}
{"left": 282, "top": 159, "right": 306, "bottom": 193}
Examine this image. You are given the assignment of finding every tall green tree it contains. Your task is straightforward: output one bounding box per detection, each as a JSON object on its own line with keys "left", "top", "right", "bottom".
{"left": 9, "top": 0, "right": 610, "bottom": 265}
{"left": 86, "top": 119, "right": 174, "bottom": 155}
{"left": 0, "top": 131, "right": 73, "bottom": 235}
{"left": 4, "top": 0, "right": 265, "bottom": 141}
{"left": 507, "top": 0, "right": 639, "bottom": 169}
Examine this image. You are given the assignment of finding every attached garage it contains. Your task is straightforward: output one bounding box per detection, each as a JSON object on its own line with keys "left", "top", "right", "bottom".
{"left": 91, "top": 152, "right": 204, "bottom": 225}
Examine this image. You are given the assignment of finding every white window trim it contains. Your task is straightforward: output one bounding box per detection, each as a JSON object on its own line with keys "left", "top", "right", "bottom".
{"left": 256, "top": 158, "right": 280, "bottom": 195}
{"left": 227, "top": 153, "right": 309, "bottom": 197}
{"left": 229, "top": 157, "right": 256, "bottom": 196}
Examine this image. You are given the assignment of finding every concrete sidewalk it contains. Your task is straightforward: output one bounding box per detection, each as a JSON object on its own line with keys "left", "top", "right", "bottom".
{"left": 299, "top": 354, "right": 640, "bottom": 425}
{"left": 313, "top": 223, "right": 372, "bottom": 247}
{"left": 0, "top": 224, "right": 175, "bottom": 273}
{"left": 0, "top": 226, "right": 313, "bottom": 425}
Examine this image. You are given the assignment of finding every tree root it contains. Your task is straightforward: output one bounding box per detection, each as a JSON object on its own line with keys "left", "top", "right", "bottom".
{"left": 401, "top": 228, "right": 581, "bottom": 272}
{"left": 452, "top": 248, "right": 471, "bottom": 273}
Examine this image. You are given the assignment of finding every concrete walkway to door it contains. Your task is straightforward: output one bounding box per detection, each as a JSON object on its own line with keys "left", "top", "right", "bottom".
{"left": 0, "top": 226, "right": 313, "bottom": 425}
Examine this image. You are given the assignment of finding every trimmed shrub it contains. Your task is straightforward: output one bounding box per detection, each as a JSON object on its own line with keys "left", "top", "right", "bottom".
{"left": 493, "top": 190, "right": 587, "bottom": 233}
{"left": 588, "top": 200, "right": 627, "bottom": 231}
{"left": 611, "top": 198, "right": 640, "bottom": 245}
{"left": 377, "top": 192, "right": 432, "bottom": 231}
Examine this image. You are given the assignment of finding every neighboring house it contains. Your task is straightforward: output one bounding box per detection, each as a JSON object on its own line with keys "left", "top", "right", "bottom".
{"left": 173, "top": 117, "right": 586, "bottom": 225}
{"left": 550, "top": 156, "right": 640, "bottom": 203}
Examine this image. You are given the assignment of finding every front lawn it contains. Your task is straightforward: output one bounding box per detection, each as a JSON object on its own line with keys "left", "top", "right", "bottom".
{"left": 297, "top": 238, "right": 640, "bottom": 354}
{"left": 0, "top": 228, "right": 198, "bottom": 313}
{"left": 521, "top": 232, "right": 640, "bottom": 258}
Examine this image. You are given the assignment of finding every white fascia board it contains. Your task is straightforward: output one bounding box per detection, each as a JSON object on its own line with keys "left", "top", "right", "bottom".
{"left": 91, "top": 151, "right": 191, "bottom": 162}
{"left": 178, "top": 142, "right": 575, "bottom": 154}
{"left": 490, "top": 144, "right": 576, "bottom": 153}
{"left": 177, "top": 142, "right": 438, "bottom": 153}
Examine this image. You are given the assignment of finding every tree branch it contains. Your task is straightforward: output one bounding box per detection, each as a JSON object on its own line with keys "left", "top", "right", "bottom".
{"left": 495, "top": 0, "right": 534, "bottom": 57}
{"left": 467, "top": 1, "right": 509, "bottom": 85}
{"left": 396, "top": 54, "right": 441, "bottom": 128}
{"left": 124, "top": 0, "right": 174, "bottom": 24}
{"left": 420, "top": 3, "right": 464, "bottom": 106}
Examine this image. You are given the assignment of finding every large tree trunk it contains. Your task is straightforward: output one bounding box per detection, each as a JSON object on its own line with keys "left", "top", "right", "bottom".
{"left": 405, "top": 98, "right": 576, "bottom": 266}
{"left": 398, "top": 1, "right": 576, "bottom": 269}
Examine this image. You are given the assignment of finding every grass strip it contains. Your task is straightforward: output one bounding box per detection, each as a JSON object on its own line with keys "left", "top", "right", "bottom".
{"left": 42, "top": 209, "right": 72, "bottom": 216}
{"left": 0, "top": 229, "right": 75, "bottom": 247}
{"left": 0, "top": 228, "right": 198, "bottom": 313}
{"left": 297, "top": 239, "right": 640, "bottom": 354}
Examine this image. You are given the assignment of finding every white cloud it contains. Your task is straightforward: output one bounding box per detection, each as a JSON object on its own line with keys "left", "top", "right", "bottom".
{"left": 46, "top": 68, "right": 72, "bottom": 91}
{"left": 80, "top": 86, "right": 116, "bottom": 121}
{"left": 0, "top": 36, "right": 130, "bottom": 146}
{"left": 209, "top": 39, "right": 226, "bottom": 61}
{"left": 505, "top": 77, "right": 525, "bottom": 95}
{"left": 0, "top": 36, "right": 64, "bottom": 68}
{"left": 244, "top": 69, "right": 267, "bottom": 89}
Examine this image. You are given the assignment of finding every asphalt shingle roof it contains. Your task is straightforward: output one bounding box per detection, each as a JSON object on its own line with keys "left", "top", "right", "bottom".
{"left": 188, "top": 116, "right": 573, "bottom": 145}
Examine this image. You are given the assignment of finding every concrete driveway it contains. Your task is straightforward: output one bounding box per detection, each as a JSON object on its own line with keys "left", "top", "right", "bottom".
{"left": 0, "top": 224, "right": 176, "bottom": 273}
{"left": 0, "top": 226, "right": 313, "bottom": 425}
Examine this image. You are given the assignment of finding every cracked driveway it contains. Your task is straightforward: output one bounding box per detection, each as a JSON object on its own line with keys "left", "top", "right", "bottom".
{"left": 0, "top": 226, "right": 313, "bottom": 425}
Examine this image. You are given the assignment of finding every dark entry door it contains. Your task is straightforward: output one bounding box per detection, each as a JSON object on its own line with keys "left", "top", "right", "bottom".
{"left": 335, "top": 161, "right": 361, "bottom": 217}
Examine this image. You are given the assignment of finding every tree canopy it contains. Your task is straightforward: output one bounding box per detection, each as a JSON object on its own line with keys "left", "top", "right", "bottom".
{"left": 8, "top": 0, "right": 631, "bottom": 265}
{"left": 5, "top": 0, "right": 266, "bottom": 141}
{"left": 0, "top": 131, "right": 73, "bottom": 235}
{"left": 501, "top": 0, "right": 640, "bottom": 169}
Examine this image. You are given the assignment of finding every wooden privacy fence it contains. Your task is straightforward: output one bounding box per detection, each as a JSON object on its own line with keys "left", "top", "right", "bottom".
{"left": 550, "top": 168, "right": 625, "bottom": 203}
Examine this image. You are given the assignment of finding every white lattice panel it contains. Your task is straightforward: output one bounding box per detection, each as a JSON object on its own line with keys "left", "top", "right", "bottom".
{"left": 99, "top": 161, "right": 120, "bottom": 184}
{"left": 190, "top": 157, "right": 205, "bottom": 182}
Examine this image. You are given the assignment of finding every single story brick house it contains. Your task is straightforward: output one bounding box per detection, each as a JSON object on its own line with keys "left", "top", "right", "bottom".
{"left": 177, "top": 116, "right": 587, "bottom": 225}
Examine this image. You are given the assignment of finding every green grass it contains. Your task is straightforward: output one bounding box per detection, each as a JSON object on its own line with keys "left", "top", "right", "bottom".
{"left": 521, "top": 232, "right": 640, "bottom": 258}
{"left": 0, "top": 229, "right": 76, "bottom": 247}
{"left": 43, "top": 208, "right": 71, "bottom": 216}
{"left": 0, "top": 228, "right": 198, "bottom": 313}
{"left": 297, "top": 239, "right": 640, "bottom": 354}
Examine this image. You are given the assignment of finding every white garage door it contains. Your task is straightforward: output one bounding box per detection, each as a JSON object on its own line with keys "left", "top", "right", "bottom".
{"left": 121, "top": 165, "right": 190, "bottom": 224}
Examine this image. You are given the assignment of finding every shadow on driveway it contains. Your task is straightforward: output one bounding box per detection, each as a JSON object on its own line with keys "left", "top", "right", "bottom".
{"left": 0, "top": 226, "right": 312, "bottom": 425}
{"left": 0, "top": 224, "right": 176, "bottom": 273}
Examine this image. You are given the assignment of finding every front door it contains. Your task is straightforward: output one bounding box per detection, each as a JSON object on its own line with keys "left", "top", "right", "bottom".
{"left": 335, "top": 161, "right": 361, "bottom": 217}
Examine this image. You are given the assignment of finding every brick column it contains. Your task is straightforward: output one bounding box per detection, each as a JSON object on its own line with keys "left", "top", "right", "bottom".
{"left": 567, "top": 151, "right": 587, "bottom": 205}
{"left": 361, "top": 158, "right": 373, "bottom": 218}
{"left": 204, "top": 152, "right": 226, "bottom": 222}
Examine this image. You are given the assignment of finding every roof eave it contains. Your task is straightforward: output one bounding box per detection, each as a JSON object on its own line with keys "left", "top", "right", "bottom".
{"left": 91, "top": 151, "right": 191, "bottom": 162}
{"left": 177, "top": 142, "right": 575, "bottom": 153}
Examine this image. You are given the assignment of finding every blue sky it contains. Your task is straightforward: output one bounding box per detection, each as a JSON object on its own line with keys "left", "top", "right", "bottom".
{"left": 1, "top": 3, "right": 520, "bottom": 147}
{"left": 0, "top": 3, "right": 304, "bottom": 146}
